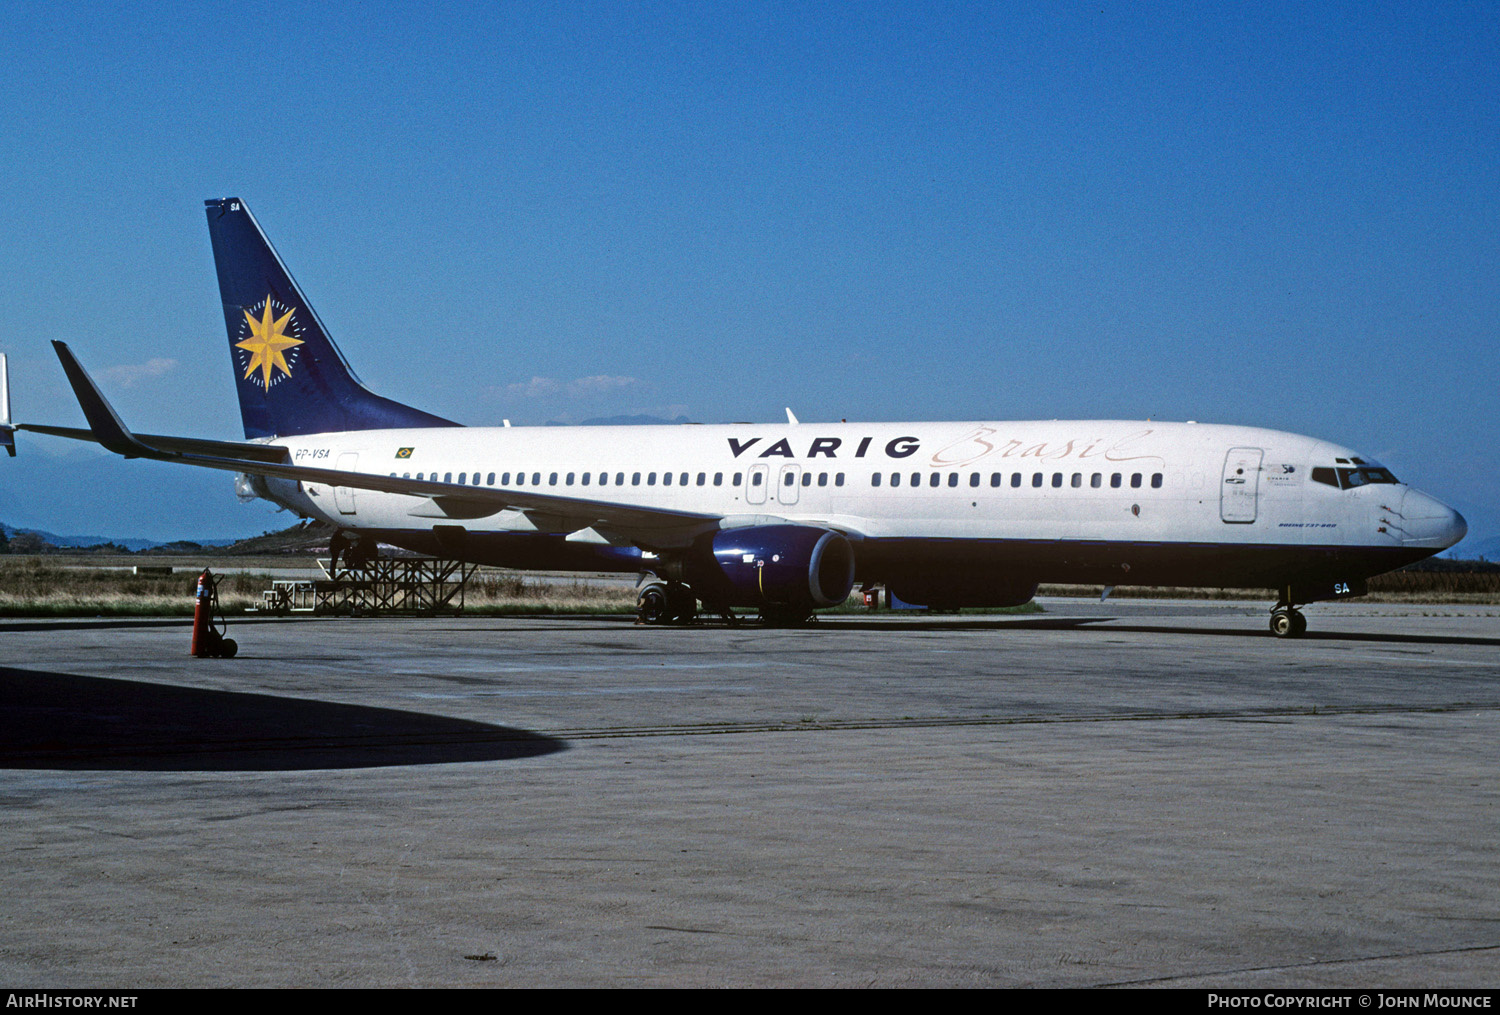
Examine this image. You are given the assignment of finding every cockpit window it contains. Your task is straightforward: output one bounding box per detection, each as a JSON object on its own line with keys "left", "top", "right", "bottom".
{"left": 1340, "top": 466, "right": 1398, "bottom": 487}
{"left": 1314, "top": 464, "right": 1400, "bottom": 489}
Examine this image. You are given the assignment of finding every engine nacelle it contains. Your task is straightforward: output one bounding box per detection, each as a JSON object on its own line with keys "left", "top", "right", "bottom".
{"left": 699, "top": 525, "right": 856, "bottom": 609}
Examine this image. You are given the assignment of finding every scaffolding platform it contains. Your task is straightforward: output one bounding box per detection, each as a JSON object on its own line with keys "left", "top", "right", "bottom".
{"left": 260, "top": 556, "right": 478, "bottom": 616}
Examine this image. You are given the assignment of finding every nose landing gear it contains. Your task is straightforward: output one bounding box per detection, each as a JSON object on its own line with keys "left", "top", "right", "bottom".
{"left": 1269, "top": 585, "right": 1307, "bottom": 638}
{"left": 1269, "top": 606, "right": 1307, "bottom": 638}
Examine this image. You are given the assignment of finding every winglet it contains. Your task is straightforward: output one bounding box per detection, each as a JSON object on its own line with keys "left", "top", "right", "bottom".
{"left": 50, "top": 342, "right": 160, "bottom": 459}
{"left": 785, "top": 407, "right": 799, "bottom": 425}
{"left": 0, "top": 353, "right": 14, "bottom": 457}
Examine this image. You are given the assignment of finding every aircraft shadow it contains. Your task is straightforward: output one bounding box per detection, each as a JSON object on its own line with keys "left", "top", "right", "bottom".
{"left": 1047, "top": 622, "right": 1500, "bottom": 647}
{"left": 723, "top": 615, "right": 1498, "bottom": 646}
{"left": 0, "top": 618, "right": 196, "bottom": 634}
{"left": 802, "top": 616, "right": 1114, "bottom": 633}
{"left": 0, "top": 666, "right": 566, "bottom": 772}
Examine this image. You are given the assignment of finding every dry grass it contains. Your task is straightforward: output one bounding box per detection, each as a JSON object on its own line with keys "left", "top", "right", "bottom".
{"left": 0, "top": 559, "right": 275, "bottom": 616}
{"left": 3, "top": 555, "right": 1495, "bottom": 617}
{"left": 463, "top": 572, "right": 636, "bottom": 614}
{"left": 0, "top": 558, "right": 638, "bottom": 617}
{"left": 1367, "top": 569, "right": 1500, "bottom": 597}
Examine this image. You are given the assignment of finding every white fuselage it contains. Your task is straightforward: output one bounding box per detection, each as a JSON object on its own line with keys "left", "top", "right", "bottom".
{"left": 255, "top": 419, "right": 1463, "bottom": 593}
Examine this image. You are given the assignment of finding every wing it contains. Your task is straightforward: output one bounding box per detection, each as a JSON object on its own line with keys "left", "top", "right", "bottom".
{"left": 30, "top": 341, "right": 727, "bottom": 546}
{"left": 17, "top": 424, "right": 294, "bottom": 464}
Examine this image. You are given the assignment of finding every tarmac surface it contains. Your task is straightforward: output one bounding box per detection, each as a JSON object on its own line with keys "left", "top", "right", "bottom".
{"left": 2, "top": 598, "right": 1497, "bottom": 988}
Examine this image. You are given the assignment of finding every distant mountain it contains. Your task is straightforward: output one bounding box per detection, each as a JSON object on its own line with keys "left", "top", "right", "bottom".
{"left": 210, "top": 520, "right": 335, "bottom": 555}
{"left": 1461, "top": 535, "right": 1500, "bottom": 562}
{"left": 577, "top": 414, "right": 695, "bottom": 426}
{"left": 0, "top": 522, "right": 237, "bottom": 552}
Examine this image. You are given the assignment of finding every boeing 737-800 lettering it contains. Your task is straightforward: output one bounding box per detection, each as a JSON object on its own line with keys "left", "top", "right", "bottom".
{"left": 0, "top": 199, "right": 1467, "bottom": 635}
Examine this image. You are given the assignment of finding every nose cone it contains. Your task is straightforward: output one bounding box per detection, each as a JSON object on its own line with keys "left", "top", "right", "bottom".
{"left": 1398, "top": 488, "right": 1468, "bottom": 550}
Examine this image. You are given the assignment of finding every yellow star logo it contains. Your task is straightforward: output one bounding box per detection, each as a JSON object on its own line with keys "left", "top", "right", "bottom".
{"left": 236, "top": 295, "right": 304, "bottom": 389}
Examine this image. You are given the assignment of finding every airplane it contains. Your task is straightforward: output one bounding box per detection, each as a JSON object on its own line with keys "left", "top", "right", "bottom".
{"left": 0, "top": 197, "right": 1467, "bottom": 635}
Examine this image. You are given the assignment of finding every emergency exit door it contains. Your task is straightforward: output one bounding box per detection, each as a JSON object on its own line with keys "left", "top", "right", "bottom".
{"left": 745, "top": 464, "right": 769, "bottom": 505}
{"left": 778, "top": 464, "right": 802, "bottom": 505}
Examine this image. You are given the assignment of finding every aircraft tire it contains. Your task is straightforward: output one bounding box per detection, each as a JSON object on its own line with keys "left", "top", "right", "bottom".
{"left": 637, "top": 584, "right": 671, "bottom": 625}
{"left": 666, "top": 584, "right": 697, "bottom": 624}
{"left": 1269, "top": 610, "right": 1305, "bottom": 638}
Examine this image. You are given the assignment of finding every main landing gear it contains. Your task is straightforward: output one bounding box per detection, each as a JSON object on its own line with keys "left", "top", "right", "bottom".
{"left": 637, "top": 576, "right": 787, "bottom": 626}
{"left": 636, "top": 579, "right": 698, "bottom": 626}
{"left": 329, "top": 530, "right": 379, "bottom": 570}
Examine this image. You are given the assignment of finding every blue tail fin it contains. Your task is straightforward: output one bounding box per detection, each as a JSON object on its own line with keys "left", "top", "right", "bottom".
{"left": 204, "top": 198, "right": 460, "bottom": 439}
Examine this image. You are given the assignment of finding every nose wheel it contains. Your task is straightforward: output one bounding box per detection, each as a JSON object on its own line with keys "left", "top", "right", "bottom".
{"left": 1269, "top": 606, "right": 1307, "bottom": 638}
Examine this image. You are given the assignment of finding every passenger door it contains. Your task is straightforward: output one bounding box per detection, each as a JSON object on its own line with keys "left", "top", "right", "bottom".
{"left": 1220, "top": 448, "right": 1263, "bottom": 523}
{"left": 334, "top": 452, "right": 359, "bottom": 515}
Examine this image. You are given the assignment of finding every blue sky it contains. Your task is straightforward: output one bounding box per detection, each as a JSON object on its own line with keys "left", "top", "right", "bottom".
{"left": 1, "top": 1, "right": 1495, "bottom": 549}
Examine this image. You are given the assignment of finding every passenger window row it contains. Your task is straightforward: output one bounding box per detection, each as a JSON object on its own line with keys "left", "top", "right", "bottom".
{"left": 782, "top": 472, "right": 847, "bottom": 488}
{"left": 390, "top": 470, "right": 764, "bottom": 489}
{"left": 870, "top": 470, "right": 1164, "bottom": 490}
{"left": 387, "top": 470, "right": 860, "bottom": 491}
{"left": 384, "top": 466, "right": 1165, "bottom": 494}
